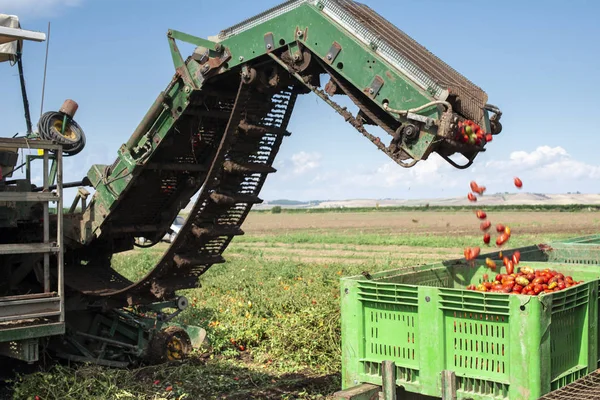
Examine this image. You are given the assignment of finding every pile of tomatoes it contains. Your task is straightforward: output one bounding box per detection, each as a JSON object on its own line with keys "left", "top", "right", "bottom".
{"left": 455, "top": 120, "right": 493, "bottom": 146}
{"left": 466, "top": 266, "right": 583, "bottom": 295}
{"left": 463, "top": 177, "right": 523, "bottom": 261}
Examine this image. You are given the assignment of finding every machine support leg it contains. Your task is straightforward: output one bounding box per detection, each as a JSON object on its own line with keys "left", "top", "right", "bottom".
{"left": 441, "top": 370, "right": 457, "bottom": 400}
{"left": 382, "top": 360, "right": 397, "bottom": 400}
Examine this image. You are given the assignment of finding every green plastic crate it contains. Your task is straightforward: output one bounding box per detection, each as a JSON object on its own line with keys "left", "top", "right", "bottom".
{"left": 476, "top": 235, "right": 600, "bottom": 265}
{"left": 340, "top": 260, "right": 599, "bottom": 400}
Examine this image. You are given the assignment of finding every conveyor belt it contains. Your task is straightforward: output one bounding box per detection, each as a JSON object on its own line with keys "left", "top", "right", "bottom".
{"left": 65, "top": 70, "right": 298, "bottom": 304}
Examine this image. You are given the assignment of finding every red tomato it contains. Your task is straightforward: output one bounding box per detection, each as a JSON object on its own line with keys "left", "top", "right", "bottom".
{"left": 506, "top": 260, "right": 514, "bottom": 275}
{"left": 468, "top": 192, "right": 477, "bottom": 202}
{"left": 486, "top": 133, "right": 493, "bottom": 142}
{"left": 483, "top": 233, "right": 491, "bottom": 245}
{"left": 512, "top": 251, "right": 521, "bottom": 265}
{"left": 470, "top": 181, "right": 480, "bottom": 192}
{"left": 514, "top": 177, "right": 523, "bottom": 189}
{"left": 496, "top": 233, "right": 509, "bottom": 246}
{"left": 532, "top": 277, "right": 544, "bottom": 286}
{"left": 480, "top": 220, "right": 491, "bottom": 231}
{"left": 496, "top": 224, "right": 505, "bottom": 233}
{"left": 476, "top": 210, "right": 487, "bottom": 219}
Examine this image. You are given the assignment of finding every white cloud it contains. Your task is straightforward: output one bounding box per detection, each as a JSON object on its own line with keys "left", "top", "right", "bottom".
{"left": 262, "top": 145, "right": 600, "bottom": 201}
{"left": 290, "top": 151, "right": 322, "bottom": 175}
{"left": 0, "top": 0, "right": 83, "bottom": 18}
{"left": 486, "top": 146, "right": 600, "bottom": 181}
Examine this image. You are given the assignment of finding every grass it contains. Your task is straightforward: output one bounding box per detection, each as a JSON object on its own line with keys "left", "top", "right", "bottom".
{"left": 233, "top": 230, "right": 572, "bottom": 249}
{"left": 9, "top": 213, "right": 595, "bottom": 399}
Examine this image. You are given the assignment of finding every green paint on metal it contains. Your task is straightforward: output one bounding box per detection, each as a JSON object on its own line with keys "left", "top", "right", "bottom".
{"left": 219, "top": 3, "right": 434, "bottom": 113}
{"left": 340, "top": 260, "right": 600, "bottom": 399}
{"left": 0, "top": 322, "right": 64, "bottom": 342}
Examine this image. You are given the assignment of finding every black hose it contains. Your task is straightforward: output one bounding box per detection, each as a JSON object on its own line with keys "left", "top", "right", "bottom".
{"left": 17, "top": 44, "right": 33, "bottom": 135}
{"left": 37, "top": 111, "right": 86, "bottom": 156}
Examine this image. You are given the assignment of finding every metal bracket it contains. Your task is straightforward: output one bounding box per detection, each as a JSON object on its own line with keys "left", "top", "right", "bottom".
{"left": 325, "top": 41, "right": 341, "bottom": 64}
{"left": 366, "top": 75, "right": 384, "bottom": 98}
{"left": 167, "top": 29, "right": 230, "bottom": 88}
{"left": 264, "top": 32, "right": 275, "bottom": 52}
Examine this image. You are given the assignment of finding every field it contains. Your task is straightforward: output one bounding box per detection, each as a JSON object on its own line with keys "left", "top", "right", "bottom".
{"left": 11, "top": 210, "right": 600, "bottom": 399}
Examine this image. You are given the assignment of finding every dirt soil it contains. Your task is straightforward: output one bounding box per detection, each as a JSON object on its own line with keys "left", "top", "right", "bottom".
{"left": 242, "top": 211, "right": 600, "bottom": 236}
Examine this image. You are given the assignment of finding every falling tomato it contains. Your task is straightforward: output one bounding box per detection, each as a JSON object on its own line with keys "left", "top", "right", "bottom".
{"left": 470, "top": 181, "right": 480, "bottom": 192}
{"left": 496, "top": 233, "right": 509, "bottom": 246}
{"left": 467, "top": 192, "right": 477, "bottom": 202}
{"left": 504, "top": 226, "right": 511, "bottom": 236}
{"left": 514, "top": 177, "right": 523, "bottom": 189}
{"left": 512, "top": 251, "right": 521, "bottom": 265}
{"left": 480, "top": 220, "right": 491, "bottom": 231}
{"left": 483, "top": 233, "right": 491, "bottom": 244}
{"left": 496, "top": 224, "right": 505, "bottom": 233}
{"left": 476, "top": 210, "right": 487, "bottom": 219}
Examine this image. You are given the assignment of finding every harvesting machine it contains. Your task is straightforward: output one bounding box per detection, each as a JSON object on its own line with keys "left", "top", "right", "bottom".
{"left": 27, "top": 1, "right": 600, "bottom": 399}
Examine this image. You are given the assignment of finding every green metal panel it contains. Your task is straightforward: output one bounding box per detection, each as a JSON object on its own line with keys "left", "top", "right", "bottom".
{"left": 219, "top": 3, "right": 435, "bottom": 116}
{"left": 0, "top": 322, "right": 64, "bottom": 342}
{"left": 340, "top": 261, "right": 600, "bottom": 400}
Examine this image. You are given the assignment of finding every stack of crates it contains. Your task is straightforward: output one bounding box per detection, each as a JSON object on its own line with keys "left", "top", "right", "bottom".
{"left": 339, "top": 235, "right": 600, "bottom": 400}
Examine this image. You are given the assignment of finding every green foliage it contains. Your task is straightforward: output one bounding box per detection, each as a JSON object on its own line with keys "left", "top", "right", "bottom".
{"left": 11, "top": 359, "right": 339, "bottom": 399}
{"left": 271, "top": 205, "right": 282, "bottom": 214}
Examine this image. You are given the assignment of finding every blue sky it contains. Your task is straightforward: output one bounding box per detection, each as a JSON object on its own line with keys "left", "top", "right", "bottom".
{"left": 1, "top": 0, "right": 599, "bottom": 202}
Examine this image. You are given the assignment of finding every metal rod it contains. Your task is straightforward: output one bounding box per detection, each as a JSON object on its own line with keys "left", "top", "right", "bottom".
{"left": 74, "top": 331, "right": 138, "bottom": 351}
{"left": 43, "top": 150, "right": 50, "bottom": 293}
{"left": 0, "top": 296, "right": 59, "bottom": 307}
{"left": 125, "top": 91, "right": 166, "bottom": 151}
{"left": 32, "top": 177, "right": 90, "bottom": 192}
{"left": 57, "top": 147, "right": 64, "bottom": 322}
{"left": 40, "top": 22, "right": 51, "bottom": 118}
{"left": 16, "top": 42, "right": 33, "bottom": 134}
{"left": 68, "top": 192, "right": 81, "bottom": 214}
{"left": 49, "top": 157, "right": 57, "bottom": 187}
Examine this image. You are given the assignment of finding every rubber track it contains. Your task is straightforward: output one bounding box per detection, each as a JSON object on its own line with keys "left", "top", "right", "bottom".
{"left": 66, "top": 76, "right": 298, "bottom": 304}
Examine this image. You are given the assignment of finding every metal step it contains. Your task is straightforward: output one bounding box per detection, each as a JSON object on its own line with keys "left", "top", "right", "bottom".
{"left": 223, "top": 160, "right": 276, "bottom": 175}
{"left": 191, "top": 225, "right": 244, "bottom": 239}
{"left": 238, "top": 119, "right": 291, "bottom": 137}
{"left": 209, "top": 192, "right": 263, "bottom": 206}
{"left": 173, "top": 254, "right": 226, "bottom": 268}
{"left": 0, "top": 243, "right": 59, "bottom": 255}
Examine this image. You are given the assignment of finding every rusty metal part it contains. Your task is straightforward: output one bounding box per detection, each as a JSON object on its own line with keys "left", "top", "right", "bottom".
{"left": 59, "top": 99, "right": 78, "bottom": 118}
{"left": 332, "top": 0, "right": 488, "bottom": 126}
{"left": 324, "top": 41, "right": 341, "bottom": 64}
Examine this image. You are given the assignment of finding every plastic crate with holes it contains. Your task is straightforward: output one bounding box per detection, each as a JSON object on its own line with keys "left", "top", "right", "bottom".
{"left": 339, "top": 257, "right": 599, "bottom": 400}
{"left": 476, "top": 235, "right": 600, "bottom": 266}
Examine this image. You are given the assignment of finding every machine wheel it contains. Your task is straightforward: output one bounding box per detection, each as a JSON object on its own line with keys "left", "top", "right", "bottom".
{"left": 146, "top": 326, "right": 192, "bottom": 364}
